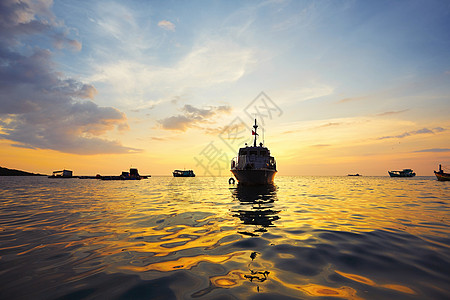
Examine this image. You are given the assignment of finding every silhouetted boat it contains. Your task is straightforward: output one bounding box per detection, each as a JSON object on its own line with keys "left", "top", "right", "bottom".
{"left": 101, "top": 168, "right": 147, "bottom": 180}
{"left": 173, "top": 170, "right": 195, "bottom": 177}
{"left": 230, "top": 119, "right": 277, "bottom": 185}
{"left": 434, "top": 164, "right": 450, "bottom": 181}
{"left": 48, "top": 169, "right": 74, "bottom": 178}
{"left": 348, "top": 174, "right": 361, "bottom": 176}
{"left": 388, "top": 169, "right": 416, "bottom": 177}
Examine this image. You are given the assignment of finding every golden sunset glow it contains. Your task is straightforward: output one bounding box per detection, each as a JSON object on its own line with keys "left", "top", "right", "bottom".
{"left": 1, "top": 2, "right": 450, "bottom": 298}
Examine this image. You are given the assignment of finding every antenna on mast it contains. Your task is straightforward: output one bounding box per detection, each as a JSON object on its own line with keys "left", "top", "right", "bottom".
{"left": 263, "top": 127, "right": 265, "bottom": 146}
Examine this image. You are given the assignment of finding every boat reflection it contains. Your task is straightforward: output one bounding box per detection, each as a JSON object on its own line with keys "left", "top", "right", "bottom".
{"left": 230, "top": 184, "right": 280, "bottom": 236}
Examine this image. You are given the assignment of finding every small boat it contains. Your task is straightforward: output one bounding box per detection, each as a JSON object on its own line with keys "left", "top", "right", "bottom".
{"left": 388, "top": 169, "right": 416, "bottom": 177}
{"left": 230, "top": 119, "right": 277, "bottom": 185}
{"left": 348, "top": 174, "right": 361, "bottom": 176}
{"left": 48, "top": 169, "right": 74, "bottom": 178}
{"left": 173, "top": 170, "right": 195, "bottom": 177}
{"left": 434, "top": 164, "right": 450, "bottom": 181}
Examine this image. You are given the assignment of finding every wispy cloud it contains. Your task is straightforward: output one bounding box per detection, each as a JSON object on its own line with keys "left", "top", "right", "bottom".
{"left": 158, "top": 104, "right": 232, "bottom": 131}
{"left": 375, "top": 109, "right": 409, "bottom": 117}
{"left": 414, "top": 148, "right": 450, "bottom": 153}
{"left": 0, "top": 0, "right": 138, "bottom": 154}
{"left": 151, "top": 137, "right": 168, "bottom": 141}
{"left": 90, "top": 38, "right": 256, "bottom": 108}
{"left": 377, "top": 127, "right": 446, "bottom": 140}
{"left": 337, "top": 96, "right": 368, "bottom": 104}
{"left": 202, "top": 122, "right": 247, "bottom": 136}
{"left": 158, "top": 20, "right": 175, "bottom": 31}
{"left": 317, "top": 122, "right": 342, "bottom": 128}
{"left": 279, "top": 84, "right": 335, "bottom": 104}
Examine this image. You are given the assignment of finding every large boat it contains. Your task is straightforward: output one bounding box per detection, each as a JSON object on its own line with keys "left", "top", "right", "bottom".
{"left": 48, "top": 169, "right": 74, "bottom": 178}
{"left": 230, "top": 119, "right": 277, "bottom": 185}
{"left": 173, "top": 169, "right": 195, "bottom": 177}
{"left": 434, "top": 164, "right": 450, "bottom": 181}
{"left": 388, "top": 169, "right": 416, "bottom": 177}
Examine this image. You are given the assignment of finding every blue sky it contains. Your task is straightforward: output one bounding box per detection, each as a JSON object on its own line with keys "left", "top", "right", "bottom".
{"left": 52, "top": 0, "right": 450, "bottom": 108}
{"left": 1, "top": 0, "right": 449, "bottom": 175}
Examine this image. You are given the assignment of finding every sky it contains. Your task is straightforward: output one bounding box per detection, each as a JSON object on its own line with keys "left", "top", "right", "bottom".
{"left": 1, "top": 0, "right": 449, "bottom": 176}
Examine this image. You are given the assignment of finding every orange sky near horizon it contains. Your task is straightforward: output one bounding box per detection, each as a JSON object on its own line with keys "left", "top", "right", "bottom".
{"left": 1, "top": 1, "right": 450, "bottom": 177}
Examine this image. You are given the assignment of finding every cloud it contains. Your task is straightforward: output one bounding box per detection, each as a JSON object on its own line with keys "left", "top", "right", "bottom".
{"left": 281, "top": 85, "right": 335, "bottom": 103}
{"left": 377, "top": 127, "right": 446, "bottom": 140}
{"left": 53, "top": 32, "right": 82, "bottom": 51}
{"left": 158, "top": 115, "right": 193, "bottom": 131}
{"left": 158, "top": 20, "right": 175, "bottom": 31}
{"left": 0, "top": 0, "right": 80, "bottom": 50}
{"left": 89, "top": 38, "right": 256, "bottom": 108}
{"left": 158, "top": 104, "right": 232, "bottom": 131}
{"left": 202, "top": 122, "right": 247, "bottom": 136}
{"left": 414, "top": 148, "right": 450, "bottom": 153}
{"left": 317, "top": 122, "right": 342, "bottom": 128}
{"left": 337, "top": 96, "right": 367, "bottom": 104}
{"left": 375, "top": 109, "right": 409, "bottom": 116}
{"left": 151, "top": 137, "right": 168, "bottom": 141}
{"left": 0, "top": 0, "right": 138, "bottom": 155}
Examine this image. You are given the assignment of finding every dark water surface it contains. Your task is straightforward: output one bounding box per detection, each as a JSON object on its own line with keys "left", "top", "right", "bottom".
{"left": 0, "top": 176, "right": 449, "bottom": 299}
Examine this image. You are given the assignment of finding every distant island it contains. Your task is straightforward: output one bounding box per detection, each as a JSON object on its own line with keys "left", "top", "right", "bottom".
{"left": 0, "top": 166, "right": 47, "bottom": 176}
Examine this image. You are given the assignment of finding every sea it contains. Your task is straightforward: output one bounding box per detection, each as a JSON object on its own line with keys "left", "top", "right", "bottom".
{"left": 0, "top": 175, "right": 449, "bottom": 300}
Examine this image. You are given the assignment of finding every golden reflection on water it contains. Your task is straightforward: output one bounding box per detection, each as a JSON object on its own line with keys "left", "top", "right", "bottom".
{"left": 0, "top": 176, "right": 448, "bottom": 299}
{"left": 294, "top": 283, "right": 362, "bottom": 299}
{"left": 276, "top": 176, "right": 449, "bottom": 237}
{"left": 211, "top": 270, "right": 247, "bottom": 288}
{"left": 335, "top": 270, "right": 415, "bottom": 295}
{"left": 121, "top": 252, "right": 245, "bottom": 272}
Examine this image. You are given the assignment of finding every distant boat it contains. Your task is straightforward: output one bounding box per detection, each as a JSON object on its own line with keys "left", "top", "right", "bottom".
{"left": 173, "top": 170, "right": 195, "bottom": 177}
{"left": 434, "top": 164, "right": 450, "bottom": 181}
{"left": 348, "top": 174, "right": 361, "bottom": 176}
{"left": 388, "top": 169, "right": 416, "bottom": 177}
{"left": 230, "top": 119, "right": 277, "bottom": 185}
{"left": 48, "top": 169, "right": 74, "bottom": 178}
{"left": 101, "top": 168, "right": 148, "bottom": 180}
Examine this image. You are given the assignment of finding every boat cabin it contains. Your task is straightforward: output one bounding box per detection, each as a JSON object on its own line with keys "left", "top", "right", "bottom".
{"left": 232, "top": 145, "right": 276, "bottom": 171}
{"left": 238, "top": 146, "right": 269, "bottom": 157}
{"left": 51, "top": 169, "right": 73, "bottom": 177}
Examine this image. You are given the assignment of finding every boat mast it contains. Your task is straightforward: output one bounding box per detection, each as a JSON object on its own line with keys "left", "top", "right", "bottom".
{"left": 253, "top": 119, "right": 258, "bottom": 147}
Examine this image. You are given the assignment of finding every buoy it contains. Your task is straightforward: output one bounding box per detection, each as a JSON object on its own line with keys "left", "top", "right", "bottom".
{"left": 228, "top": 177, "right": 235, "bottom": 184}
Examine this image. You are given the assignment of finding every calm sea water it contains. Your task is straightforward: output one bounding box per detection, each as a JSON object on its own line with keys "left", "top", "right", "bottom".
{"left": 0, "top": 176, "right": 449, "bottom": 300}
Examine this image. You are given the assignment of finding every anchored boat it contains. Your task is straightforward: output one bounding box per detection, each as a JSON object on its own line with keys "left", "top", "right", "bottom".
{"left": 230, "top": 119, "right": 277, "bottom": 185}
{"left": 434, "top": 164, "right": 450, "bottom": 181}
{"left": 48, "top": 169, "right": 74, "bottom": 178}
{"left": 173, "top": 170, "right": 195, "bottom": 177}
{"left": 388, "top": 169, "right": 416, "bottom": 177}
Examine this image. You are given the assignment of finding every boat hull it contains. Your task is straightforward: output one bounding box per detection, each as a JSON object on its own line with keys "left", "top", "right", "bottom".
{"left": 231, "top": 169, "right": 277, "bottom": 185}
{"left": 434, "top": 171, "right": 450, "bottom": 181}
